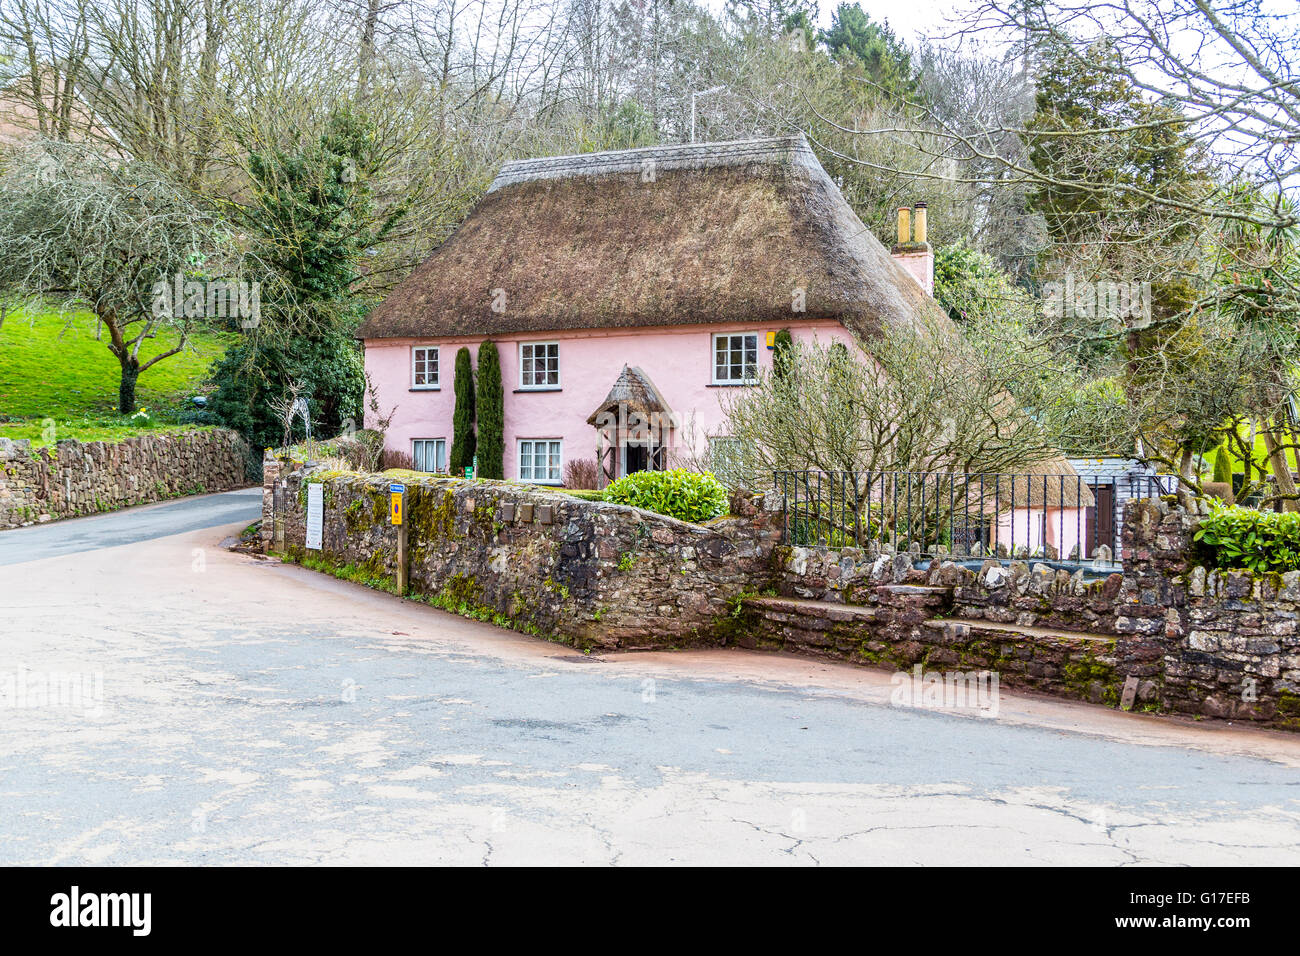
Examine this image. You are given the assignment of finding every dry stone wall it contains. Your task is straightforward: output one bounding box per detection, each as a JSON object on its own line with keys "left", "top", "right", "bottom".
{"left": 264, "top": 457, "right": 783, "bottom": 650}
{"left": 260, "top": 452, "right": 1300, "bottom": 729}
{"left": 755, "top": 495, "right": 1300, "bottom": 728}
{"left": 0, "top": 429, "right": 248, "bottom": 529}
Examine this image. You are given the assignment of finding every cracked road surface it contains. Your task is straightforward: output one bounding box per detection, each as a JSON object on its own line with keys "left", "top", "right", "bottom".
{"left": 2, "top": 490, "right": 1299, "bottom": 865}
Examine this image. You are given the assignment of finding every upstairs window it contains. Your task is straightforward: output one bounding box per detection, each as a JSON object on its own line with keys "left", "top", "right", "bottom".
{"left": 412, "top": 346, "right": 440, "bottom": 389}
{"left": 520, "top": 342, "right": 560, "bottom": 389}
{"left": 713, "top": 333, "right": 758, "bottom": 384}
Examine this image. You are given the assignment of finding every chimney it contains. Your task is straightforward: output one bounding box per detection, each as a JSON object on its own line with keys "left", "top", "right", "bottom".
{"left": 890, "top": 202, "right": 933, "bottom": 296}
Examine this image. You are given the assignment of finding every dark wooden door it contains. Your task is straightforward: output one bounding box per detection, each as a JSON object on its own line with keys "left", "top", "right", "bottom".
{"left": 1084, "top": 483, "right": 1116, "bottom": 558}
{"left": 625, "top": 443, "right": 648, "bottom": 475}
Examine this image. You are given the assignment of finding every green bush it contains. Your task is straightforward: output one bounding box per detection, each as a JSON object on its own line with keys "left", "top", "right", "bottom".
{"left": 1194, "top": 503, "right": 1300, "bottom": 573}
{"left": 601, "top": 469, "right": 729, "bottom": 524}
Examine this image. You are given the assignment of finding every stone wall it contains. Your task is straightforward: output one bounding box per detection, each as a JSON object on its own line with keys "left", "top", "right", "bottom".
{"left": 0, "top": 429, "right": 249, "bottom": 529}
{"left": 1122, "top": 497, "right": 1300, "bottom": 725}
{"left": 263, "top": 456, "right": 783, "bottom": 650}
{"left": 748, "top": 550, "right": 1133, "bottom": 705}
{"left": 260, "top": 455, "right": 1300, "bottom": 728}
{"left": 752, "top": 495, "right": 1300, "bottom": 728}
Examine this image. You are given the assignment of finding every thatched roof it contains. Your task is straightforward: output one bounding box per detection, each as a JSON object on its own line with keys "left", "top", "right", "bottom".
{"left": 992, "top": 460, "right": 1096, "bottom": 508}
{"left": 357, "top": 136, "right": 947, "bottom": 340}
{"left": 586, "top": 365, "right": 670, "bottom": 426}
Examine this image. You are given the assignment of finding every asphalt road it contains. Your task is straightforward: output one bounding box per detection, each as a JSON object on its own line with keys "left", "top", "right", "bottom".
{"left": 1, "top": 491, "right": 1299, "bottom": 864}
{"left": 0, "top": 487, "right": 263, "bottom": 566}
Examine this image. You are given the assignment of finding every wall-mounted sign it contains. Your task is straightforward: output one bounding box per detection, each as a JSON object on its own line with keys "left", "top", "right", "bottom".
{"left": 390, "top": 483, "right": 405, "bottom": 526}
{"left": 305, "top": 482, "right": 323, "bottom": 550}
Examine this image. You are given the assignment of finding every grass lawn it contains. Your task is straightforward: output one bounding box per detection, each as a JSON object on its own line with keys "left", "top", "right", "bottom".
{"left": 1207, "top": 425, "right": 1277, "bottom": 476}
{"left": 0, "top": 306, "right": 235, "bottom": 448}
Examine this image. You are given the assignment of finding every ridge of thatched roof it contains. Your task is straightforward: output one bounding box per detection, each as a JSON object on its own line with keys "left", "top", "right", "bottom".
{"left": 357, "top": 135, "right": 949, "bottom": 341}
{"left": 992, "top": 460, "right": 1096, "bottom": 508}
{"left": 586, "top": 365, "right": 671, "bottom": 426}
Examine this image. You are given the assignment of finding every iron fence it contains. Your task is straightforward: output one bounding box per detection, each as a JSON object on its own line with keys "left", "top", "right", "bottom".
{"left": 774, "top": 470, "right": 1180, "bottom": 565}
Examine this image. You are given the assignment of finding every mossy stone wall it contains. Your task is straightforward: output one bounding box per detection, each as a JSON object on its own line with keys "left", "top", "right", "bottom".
{"left": 264, "top": 458, "right": 783, "bottom": 651}
{"left": 0, "top": 429, "right": 248, "bottom": 529}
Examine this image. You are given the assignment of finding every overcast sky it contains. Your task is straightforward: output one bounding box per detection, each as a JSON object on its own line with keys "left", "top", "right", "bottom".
{"left": 700, "top": 0, "right": 965, "bottom": 43}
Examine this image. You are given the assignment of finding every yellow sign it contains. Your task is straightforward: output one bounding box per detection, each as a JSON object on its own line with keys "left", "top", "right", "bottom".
{"left": 766, "top": 330, "right": 776, "bottom": 347}
{"left": 390, "top": 492, "right": 403, "bottom": 526}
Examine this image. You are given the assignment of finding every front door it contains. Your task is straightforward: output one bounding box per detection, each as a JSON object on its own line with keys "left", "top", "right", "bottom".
{"left": 625, "top": 442, "right": 649, "bottom": 475}
{"left": 1083, "top": 483, "right": 1116, "bottom": 559}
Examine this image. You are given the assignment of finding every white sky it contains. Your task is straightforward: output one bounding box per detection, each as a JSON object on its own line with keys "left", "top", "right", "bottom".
{"left": 701, "top": 0, "right": 962, "bottom": 43}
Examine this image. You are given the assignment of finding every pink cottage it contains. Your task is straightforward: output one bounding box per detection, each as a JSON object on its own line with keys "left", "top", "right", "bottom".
{"left": 357, "top": 134, "right": 1090, "bottom": 558}
{"left": 358, "top": 136, "right": 945, "bottom": 485}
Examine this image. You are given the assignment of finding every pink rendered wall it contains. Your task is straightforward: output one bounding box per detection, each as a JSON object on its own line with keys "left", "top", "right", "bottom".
{"left": 893, "top": 250, "right": 934, "bottom": 296}
{"left": 363, "top": 320, "right": 856, "bottom": 483}
{"left": 996, "top": 507, "right": 1092, "bottom": 559}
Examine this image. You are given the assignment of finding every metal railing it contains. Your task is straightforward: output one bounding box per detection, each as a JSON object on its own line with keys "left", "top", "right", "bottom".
{"left": 774, "top": 470, "right": 1179, "bottom": 565}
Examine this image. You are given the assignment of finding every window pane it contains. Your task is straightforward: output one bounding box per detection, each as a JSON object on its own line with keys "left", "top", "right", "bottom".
{"left": 435, "top": 440, "right": 446, "bottom": 472}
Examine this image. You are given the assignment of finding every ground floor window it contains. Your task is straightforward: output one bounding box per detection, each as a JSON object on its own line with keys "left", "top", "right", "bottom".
{"left": 412, "top": 438, "right": 447, "bottom": 473}
{"left": 519, "top": 439, "right": 562, "bottom": 483}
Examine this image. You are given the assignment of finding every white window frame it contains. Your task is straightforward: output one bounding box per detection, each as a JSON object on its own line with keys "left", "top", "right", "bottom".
{"left": 411, "top": 346, "right": 440, "bottom": 390}
{"left": 711, "top": 332, "right": 759, "bottom": 384}
{"left": 518, "top": 341, "right": 561, "bottom": 390}
{"left": 412, "top": 438, "right": 447, "bottom": 473}
{"left": 518, "top": 438, "right": 563, "bottom": 485}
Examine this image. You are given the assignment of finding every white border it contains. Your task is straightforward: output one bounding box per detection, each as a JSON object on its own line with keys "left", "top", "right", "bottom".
{"left": 710, "top": 332, "right": 759, "bottom": 385}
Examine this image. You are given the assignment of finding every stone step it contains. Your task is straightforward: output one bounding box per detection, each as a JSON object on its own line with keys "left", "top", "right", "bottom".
{"left": 742, "top": 595, "right": 877, "bottom": 623}
{"left": 922, "top": 617, "right": 1115, "bottom": 644}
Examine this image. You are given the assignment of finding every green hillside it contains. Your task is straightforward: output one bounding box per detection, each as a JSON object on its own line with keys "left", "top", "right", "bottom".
{"left": 0, "top": 307, "right": 236, "bottom": 448}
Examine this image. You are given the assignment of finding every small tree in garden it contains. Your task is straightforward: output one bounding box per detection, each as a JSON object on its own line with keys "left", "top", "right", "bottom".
{"left": 563, "top": 458, "right": 600, "bottom": 490}
{"left": 0, "top": 143, "right": 233, "bottom": 413}
{"left": 719, "top": 320, "right": 1077, "bottom": 541}
{"left": 475, "top": 340, "right": 504, "bottom": 479}
{"left": 448, "top": 347, "right": 476, "bottom": 474}
{"left": 1212, "top": 442, "right": 1233, "bottom": 486}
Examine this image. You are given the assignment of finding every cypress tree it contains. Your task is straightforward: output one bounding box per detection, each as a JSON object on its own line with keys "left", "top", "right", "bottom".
{"left": 476, "top": 340, "right": 505, "bottom": 479}
{"left": 448, "top": 347, "right": 476, "bottom": 474}
{"left": 772, "top": 328, "right": 794, "bottom": 380}
{"left": 1212, "top": 441, "right": 1233, "bottom": 485}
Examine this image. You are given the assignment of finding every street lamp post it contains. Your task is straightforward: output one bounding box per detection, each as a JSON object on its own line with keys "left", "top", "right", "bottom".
{"left": 690, "top": 85, "right": 725, "bottom": 143}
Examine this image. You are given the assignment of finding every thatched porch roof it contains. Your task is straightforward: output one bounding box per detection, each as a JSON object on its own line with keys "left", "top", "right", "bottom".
{"left": 586, "top": 365, "right": 671, "bottom": 426}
